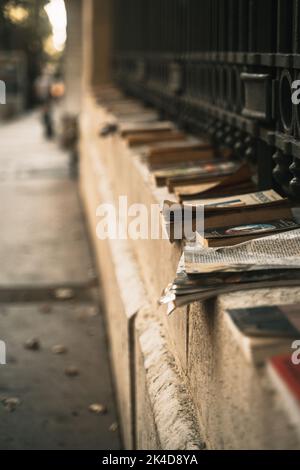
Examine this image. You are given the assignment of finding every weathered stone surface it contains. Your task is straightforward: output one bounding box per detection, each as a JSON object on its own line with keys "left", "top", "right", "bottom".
{"left": 187, "top": 294, "right": 300, "bottom": 450}
{"left": 135, "top": 307, "right": 205, "bottom": 450}
{"left": 89, "top": 103, "right": 188, "bottom": 373}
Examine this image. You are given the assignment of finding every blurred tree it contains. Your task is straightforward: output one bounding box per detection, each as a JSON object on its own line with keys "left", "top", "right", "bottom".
{"left": 0, "top": 0, "right": 52, "bottom": 107}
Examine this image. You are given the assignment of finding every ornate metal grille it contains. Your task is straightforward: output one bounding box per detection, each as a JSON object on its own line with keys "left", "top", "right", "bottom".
{"left": 112, "top": 0, "right": 300, "bottom": 198}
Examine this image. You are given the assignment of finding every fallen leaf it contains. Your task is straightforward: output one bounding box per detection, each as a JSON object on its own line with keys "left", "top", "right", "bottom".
{"left": 88, "top": 403, "right": 107, "bottom": 415}
{"left": 64, "top": 366, "right": 79, "bottom": 377}
{"left": 52, "top": 345, "right": 68, "bottom": 355}
{"left": 54, "top": 288, "right": 74, "bottom": 300}
{"left": 3, "top": 397, "right": 21, "bottom": 412}
{"left": 109, "top": 422, "right": 118, "bottom": 432}
{"left": 39, "top": 304, "right": 52, "bottom": 314}
{"left": 86, "top": 306, "right": 99, "bottom": 317}
{"left": 24, "top": 338, "right": 40, "bottom": 351}
{"left": 77, "top": 306, "right": 99, "bottom": 321}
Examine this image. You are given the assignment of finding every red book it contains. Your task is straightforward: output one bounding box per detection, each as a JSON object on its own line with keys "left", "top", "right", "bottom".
{"left": 269, "top": 354, "right": 300, "bottom": 404}
{"left": 268, "top": 354, "right": 300, "bottom": 430}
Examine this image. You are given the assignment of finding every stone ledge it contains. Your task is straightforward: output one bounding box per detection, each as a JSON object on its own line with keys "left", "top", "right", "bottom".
{"left": 135, "top": 306, "right": 206, "bottom": 450}
{"left": 80, "top": 110, "right": 206, "bottom": 449}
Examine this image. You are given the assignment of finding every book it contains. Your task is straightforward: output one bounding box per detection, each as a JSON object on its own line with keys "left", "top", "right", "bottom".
{"left": 154, "top": 160, "right": 238, "bottom": 187}
{"left": 183, "top": 189, "right": 284, "bottom": 210}
{"left": 225, "top": 306, "right": 299, "bottom": 365}
{"left": 126, "top": 130, "right": 186, "bottom": 147}
{"left": 175, "top": 164, "right": 255, "bottom": 201}
{"left": 228, "top": 304, "right": 300, "bottom": 338}
{"left": 144, "top": 138, "right": 218, "bottom": 168}
{"left": 148, "top": 148, "right": 216, "bottom": 169}
{"left": 147, "top": 138, "right": 210, "bottom": 156}
{"left": 120, "top": 120, "right": 176, "bottom": 137}
{"left": 162, "top": 190, "right": 293, "bottom": 244}
{"left": 199, "top": 218, "right": 300, "bottom": 248}
{"left": 118, "top": 111, "right": 160, "bottom": 124}
{"left": 163, "top": 190, "right": 285, "bottom": 219}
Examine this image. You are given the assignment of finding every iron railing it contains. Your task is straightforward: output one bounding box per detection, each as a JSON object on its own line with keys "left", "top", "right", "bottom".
{"left": 111, "top": 0, "right": 300, "bottom": 198}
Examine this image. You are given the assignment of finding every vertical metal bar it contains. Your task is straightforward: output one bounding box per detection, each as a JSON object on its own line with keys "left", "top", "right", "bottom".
{"left": 238, "top": 0, "right": 249, "bottom": 52}
{"left": 277, "top": 0, "right": 293, "bottom": 53}
{"left": 293, "top": 0, "right": 300, "bottom": 53}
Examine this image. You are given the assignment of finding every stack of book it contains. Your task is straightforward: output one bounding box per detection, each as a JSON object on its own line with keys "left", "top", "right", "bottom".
{"left": 159, "top": 229, "right": 300, "bottom": 315}
{"left": 159, "top": 187, "right": 300, "bottom": 315}
{"left": 98, "top": 95, "right": 246, "bottom": 196}
{"left": 162, "top": 190, "right": 300, "bottom": 245}
{"left": 97, "top": 93, "right": 300, "bottom": 323}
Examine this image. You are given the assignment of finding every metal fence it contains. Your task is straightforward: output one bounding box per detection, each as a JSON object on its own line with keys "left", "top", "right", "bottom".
{"left": 112, "top": 0, "right": 300, "bottom": 198}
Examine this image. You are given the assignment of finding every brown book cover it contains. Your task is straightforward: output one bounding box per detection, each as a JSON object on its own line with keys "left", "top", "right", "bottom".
{"left": 148, "top": 138, "right": 210, "bottom": 156}
{"left": 120, "top": 120, "right": 175, "bottom": 137}
{"left": 201, "top": 218, "right": 300, "bottom": 247}
{"left": 163, "top": 199, "right": 296, "bottom": 244}
{"left": 148, "top": 148, "right": 215, "bottom": 169}
{"left": 183, "top": 190, "right": 286, "bottom": 212}
{"left": 126, "top": 130, "right": 186, "bottom": 147}
{"left": 167, "top": 161, "right": 240, "bottom": 191}
{"left": 176, "top": 164, "right": 254, "bottom": 200}
{"left": 154, "top": 160, "right": 238, "bottom": 187}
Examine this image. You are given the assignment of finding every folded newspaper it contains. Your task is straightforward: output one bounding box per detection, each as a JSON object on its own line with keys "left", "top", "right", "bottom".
{"left": 159, "top": 229, "right": 300, "bottom": 315}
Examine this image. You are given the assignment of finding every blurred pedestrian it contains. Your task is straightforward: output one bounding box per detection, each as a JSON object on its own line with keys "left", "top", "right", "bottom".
{"left": 35, "top": 72, "right": 54, "bottom": 139}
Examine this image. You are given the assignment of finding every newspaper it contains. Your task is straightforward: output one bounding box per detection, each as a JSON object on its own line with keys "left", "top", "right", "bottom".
{"left": 162, "top": 279, "right": 300, "bottom": 315}
{"left": 159, "top": 228, "right": 300, "bottom": 315}
{"left": 184, "top": 229, "right": 300, "bottom": 273}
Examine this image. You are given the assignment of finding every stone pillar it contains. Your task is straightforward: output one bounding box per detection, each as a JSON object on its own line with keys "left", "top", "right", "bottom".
{"left": 64, "top": 0, "right": 83, "bottom": 114}
{"left": 81, "top": 0, "right": 112, "bottom": 95}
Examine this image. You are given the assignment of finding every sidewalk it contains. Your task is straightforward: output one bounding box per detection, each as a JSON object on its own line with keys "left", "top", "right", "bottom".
{"left": 0, "top": 113, "right": 120, "bottom": 450}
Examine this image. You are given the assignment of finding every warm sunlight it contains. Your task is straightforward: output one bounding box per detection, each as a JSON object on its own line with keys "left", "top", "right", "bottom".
{"left": 44, "top": 0, "right": 67, "bottom": 52}
{"left": 4, "top": 3, "right": 29, "bottom": 24}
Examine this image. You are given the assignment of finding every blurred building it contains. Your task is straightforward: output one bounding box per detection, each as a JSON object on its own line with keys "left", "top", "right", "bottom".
{"left": 0, "top": 51, "right": 27, "bottom": 120}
